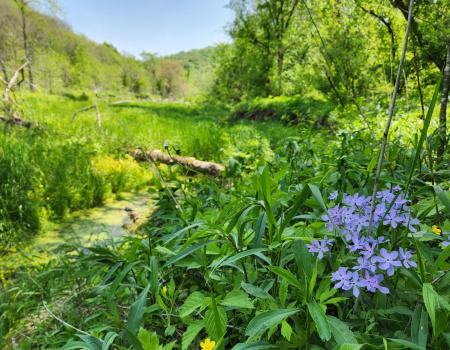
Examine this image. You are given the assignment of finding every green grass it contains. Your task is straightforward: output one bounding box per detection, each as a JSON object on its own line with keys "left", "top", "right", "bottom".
{"left": 0, "top": 93, "right": 298, "bottom": 248}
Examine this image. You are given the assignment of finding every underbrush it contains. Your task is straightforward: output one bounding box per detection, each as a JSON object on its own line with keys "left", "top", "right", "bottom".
{"left": 230, "top": 94, "right": 333, "bottom": 125}
{"left": 2, "top": 123, "right": 449, "bottom": 348}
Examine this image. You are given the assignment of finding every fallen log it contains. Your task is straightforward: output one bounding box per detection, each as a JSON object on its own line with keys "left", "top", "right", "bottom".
{"left": 0, "top": 115, "right": 33, "bottom": 128}
{"left": 130, "top": 149, "right": 225, "bottom": 177}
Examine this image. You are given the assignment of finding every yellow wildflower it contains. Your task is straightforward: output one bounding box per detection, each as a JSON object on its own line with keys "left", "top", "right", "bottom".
{"left": 162, "top": 285, "right": 168, "bottom": 296}
{"left": 200, "top": 338, "right": 215, "bottom": 350}
{"left": 432, "top": 225, "right": 441, "bottom": 235}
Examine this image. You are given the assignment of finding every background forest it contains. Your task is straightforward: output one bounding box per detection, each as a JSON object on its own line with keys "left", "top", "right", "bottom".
{"left": 0, "top": 0, "right": 450, "bottom": 349}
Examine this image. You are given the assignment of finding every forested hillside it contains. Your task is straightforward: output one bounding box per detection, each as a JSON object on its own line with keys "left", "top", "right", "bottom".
{"left": 0, "top": 0, "right": 214, "bottom": 98}
{"left": 1, "top": 0, "right": 450, "bottom": 349}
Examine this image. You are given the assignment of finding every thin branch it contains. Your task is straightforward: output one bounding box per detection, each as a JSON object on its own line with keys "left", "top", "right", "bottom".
{"left": 367, "top": 0, "right": 415, "bottom": 235}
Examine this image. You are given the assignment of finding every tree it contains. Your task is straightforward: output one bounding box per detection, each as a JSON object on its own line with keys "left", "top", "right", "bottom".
{"left": 154, "top": 59, "right": 186, "bottom": 98}
{"left": 14, "top": 0, "right": 34, "bottom": 91}
{"left": 438, "top": 37, "right": 450, "bottom": 158}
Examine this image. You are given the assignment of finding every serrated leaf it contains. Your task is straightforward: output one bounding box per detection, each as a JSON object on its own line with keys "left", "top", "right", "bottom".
{"left": 137, "top": 328, "right": 159, "bottom": 350}
{"left": 241, "top": 282, "right": 273, "bottom": 300}
{"left": 327, "top": 316, "right": 358, "bottom": 345}
{"left": 181, "top": 321, "right": 204, "bottom": 350}
{"left": 205, "top": 298, "right": 227, "bottom": 340}
{"left": 281, "top": 320, "right": 292, "bottom": 341}
{"left": 179, "top": 291, "right": 208, "bottom": 318}
{"left": 220, "top": 290, "right": 254, "bottom": 309}
{"left": 307, "top": 302, "right": 331, "bottom": 341}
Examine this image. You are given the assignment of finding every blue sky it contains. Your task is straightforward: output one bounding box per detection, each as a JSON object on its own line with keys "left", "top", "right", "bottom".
{"left": 57, "top": 0, "right": 233, "bottom": 57}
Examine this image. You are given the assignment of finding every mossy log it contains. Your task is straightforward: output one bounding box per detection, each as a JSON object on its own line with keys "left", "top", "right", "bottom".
{"left": 130, "top": 149, "right": 225, "bottom": 176}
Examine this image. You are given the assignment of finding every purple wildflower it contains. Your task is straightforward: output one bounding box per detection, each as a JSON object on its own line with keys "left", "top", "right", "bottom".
{"left": 398, "top": 248, "right": 417, "bottom": 268}
{"left": 306, "top": 236, "right": 334, "bottom": 259}
{"left": 329, "top": 190, "right": 338, "bottom": 201}
{"left": 372, "top": 248, "right": 402, "bottom": 276}
{"left": 359, "top": 272, "right": 389, "bottom": 294}
{"left": 353, "top": 256, "right": 377, "bottom": 273}
{"left": 331, "top": 267, "right": 351, "bottom": 289}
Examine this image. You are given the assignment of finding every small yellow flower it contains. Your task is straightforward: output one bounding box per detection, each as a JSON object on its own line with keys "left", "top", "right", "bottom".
{"left": 161, "top": 285, "right": 168, "bottom": 296}
{"left": 200, "top": 338, "right": 216, "bottom": 350}
{"left": 432, "top": 225, "right": 441, "bottom": 235}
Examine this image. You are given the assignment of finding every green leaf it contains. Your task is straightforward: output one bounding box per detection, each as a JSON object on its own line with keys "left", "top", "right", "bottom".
{"left": 432, "top": 245, "right": 450, "bottom": 275}
{"left": 150, "top": 256, "right": 158, "bottom": 297}
{"left": 308, "top": 184, "right": 328, "bottom": 212}
{"left": 253, "top": 211, "right": 267, "bottom": 248}
{"left": 281, "top": 320, "right": 293, "bottom": 341}
{"left": 241, "top": 282, "right": 273, "bottom": 300}
{"left": 327, "top": 316, "right": 358, "bottom": 345}
{"left": 339, "top": 344, "right": 364, "bottom": 350}
{"left": 220, "top": 290, "right": 254, "bottom": 309}
{"left": 307, "top": 302, "right": 331, "bottom": 341}
{"left": 231, "top": 342, "right": 277, "bottom": 350}
{"left": 411, "top": 305, "right": 428, "bottom": 349}
{"left": 435, "top": 186, "right": 450, "bottom": 215}
{"left": 268, "top": 266, "right": 304, "bottom": 295}
{"left": 423, "top": 282, "right": 450, "bottom": 338}
{"left": 127, "top": 284, "right": 150, "bottom": 335}
{"left": 164, "top": 240, "right": 217, "bottom": 266}
{"left": 405, "top": 78, "right": 441, "bottom": 193}
{"left": 245, "top": 308, "right": 299, "bottom": 339}
{"left": 179, "top": 291, "right": 209, "bottom": 318}
{"left": 102, "top": 332, "right": 118, "bottom": 350}
{"left": 423, "top": 283, "right": 437, "bottom": 336}
{"left": 137, "top": 329, "right": 159, "bottom": 350}
{"left": 205, "top": 298, "right": 227, "bottom": 340}
{"left": 389, "top": 338, "right": 425, "bottom": 350}
{"left": 181, "top": 321, "right": 204, "bottom": 350}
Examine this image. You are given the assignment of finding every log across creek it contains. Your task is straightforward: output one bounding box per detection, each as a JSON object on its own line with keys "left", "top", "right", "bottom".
{"left": 130, "top": 149, "right": 225, "bottom": 176}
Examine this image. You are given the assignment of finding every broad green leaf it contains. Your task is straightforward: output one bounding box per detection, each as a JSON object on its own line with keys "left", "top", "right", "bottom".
{"left": 205, "top": 298, "right": 227, "bottom": 340}
{"left": 231, "top": 342, "right": 277, "bottom": 350}
{"left": 435, "top": 186, "right": 450, "bottom": 215}
{"left": 179, "top": 291, "right": 208, "bottom": 318}
{"left": 422, "top": 283, "right": 450, "bottom": 336}
{"left": 181, "top": 321, "right": 204, "bottom": 350}
{"left": 389, "top": 338, "right": 425, "bottom": 350}
{"left": 339, "top": 344, "right": 364, "bottom": 350}
{"left": 241, "top": 282, "right": 273, "bottom": 300}
{"left": 327, "top": 316, "right": 358, "bottom": 345}
{"left": 127, "top": 284, "right": 151, "bottom": 335}
{"left": 253, "top": 211, "right": 267, "bottom": 248}
{"left": 245, "top": 308, "right": 299, "bottom": 339}
{"left": 307, "top": 302, "right": 331, "bottom": 341}
{"left": 164, "top": 240, "right": 217, "bottom": 266}
{"left": 102, "top": 332, "right": 118, "bottom": 350}
{"left": 220, "top": 290, "right": 254, "bottom": 309}
{"left": 268, "top": 266, "right": 304, "bottom": 295}
{"left": 411, "top": 305, "right": 428, "bottom": 348}
{"left": 150, "top": 256, "right": 158, "bottom": 297}
{"left": 423, "top": 286, "right": 437, "bottom": 329}
{"left": 432, "top": 245, "right": 450, "bottom": 275}
{"left": 308, "top": 184, "right": 328, "bottom": 212}
{"left": 281, "top": 320, "right": 293, "bottom": 341}
{"left": 137, "top": 329, "right": 159, "bottom": 350}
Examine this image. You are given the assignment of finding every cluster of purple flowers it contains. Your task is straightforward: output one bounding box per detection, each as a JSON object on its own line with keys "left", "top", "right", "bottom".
{"left": 306, "top": 187, "right": 419, "bottom": 297}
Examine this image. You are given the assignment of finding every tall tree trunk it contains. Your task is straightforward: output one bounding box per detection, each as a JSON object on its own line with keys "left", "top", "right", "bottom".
{"left": 438, "top": 37, "right": 450, "bottom": 158}
{"left": 276, "top": 46, "right": 284, "bottom": 95}
{"left": 18, "top": 1, "right": 34, "bottom": 91}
